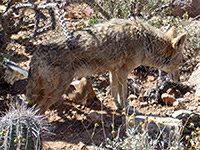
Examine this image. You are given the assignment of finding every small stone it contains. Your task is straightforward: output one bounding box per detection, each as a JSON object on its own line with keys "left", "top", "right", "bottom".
{"left": 151, "top": 99, "right": 158, "bottom": 105}
{"left": 173, "top": 101, "right": 185, "bottom": 110}
{"left": 83, "top": 7, "right": 94, "bottom": 16}
{"left": 166, "top": 88, "right": 181, "bottom": 97}
{"left": 167, "top": 88, "right": 176, "bottom": 96}
{"left": 176, "top": 98, "right": 190, "bottom": 103}
{"left": 188, "top": 106, "right": 197, "bottom": 111}
{"left": 87, "top": 111, "right": 102, "bottom": 123}
{"left": 139, "top": 102, "right": 148, "bottom": 107}
{"left": 106, "top": 86, "right": 111, "bottom": 96}
{"left": 147, "top": 75, "right": 155, "bottom": 82}
{"left": 99, "top": 80, "right": 108, "bottom": 89}
{"left": 78, "top": 142, "right": 87, "bottom": 150}
{"left": 76, "top": 105, "right": 81, "bottom": 108}
{"left": 128, "top": 94, "right": 137, "bottom": 101}
{"left": 197, "top": 107, "right": 200, "bottom": 112}
{"left": 161, "top": 93, "right": 176, "bottom": 105}
{"left": 0, "top": 5, "right": 6, "bottom": 12}
{"left": 102, "top": 92, "right": 106, "bottom": 96}
{"left": 184, "top": 92, "right": 191, "bottom": 97}
{"left": 64, "top": 12, "right": 76, "bottom": 19}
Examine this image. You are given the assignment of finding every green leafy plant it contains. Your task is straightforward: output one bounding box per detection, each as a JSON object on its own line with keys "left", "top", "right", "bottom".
{"left": 106, "top": 118, "right": 185, "bottom": 150}
{"left": 99, "top": 0, "right": 130, "bottom": 18}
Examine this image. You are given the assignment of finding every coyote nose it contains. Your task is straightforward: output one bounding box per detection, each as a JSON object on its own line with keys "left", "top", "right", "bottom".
{"left": 168, "top": 70, "right": 180, "bottom": 82}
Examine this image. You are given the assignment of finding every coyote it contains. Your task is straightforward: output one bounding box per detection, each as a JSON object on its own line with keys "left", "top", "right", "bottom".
{"left": 26, "top": 18, "right": 186, "bottom": 114}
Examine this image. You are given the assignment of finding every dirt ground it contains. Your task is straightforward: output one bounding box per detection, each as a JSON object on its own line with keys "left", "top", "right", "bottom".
{"left": 1, "top": 2, "right": 200, "bottom": 150}
{"left": 41, "top": 73, "right": 198, "bottom": 149}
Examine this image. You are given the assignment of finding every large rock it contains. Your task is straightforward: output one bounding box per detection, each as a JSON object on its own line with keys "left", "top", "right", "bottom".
{"left": 129, "top": 113, "right": 200, "bottom": 144}
{"left": 172, "top": 109, "right": 196, "bottom": 119}
{"left": 66, "top": 77, "right": 97, "bottom": 106}
{"left": 169, "top": 0, "right": 200, "bottom": 17}
{"left": 128, "top": 115, "right": 182, "bottom": 142}
{"left": 188, "top": 63, "right": 200, "bottom": 102}
{"left": 172, "top": 110, "right": 200, "bottom": 132}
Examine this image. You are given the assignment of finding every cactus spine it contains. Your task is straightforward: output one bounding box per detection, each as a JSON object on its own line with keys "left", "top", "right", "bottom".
{"left": 0, "top": 105, "right": 47, "bottom": 150}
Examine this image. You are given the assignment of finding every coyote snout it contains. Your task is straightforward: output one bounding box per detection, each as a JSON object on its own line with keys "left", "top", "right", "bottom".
{"left": 26, "top": 18, "right": 186, "bottom": 115}
{"left": 161, "top": 27, "right": 186, "bottom": 82}
{"left": 169, "top": 70, "right": 180, "bottom": 82}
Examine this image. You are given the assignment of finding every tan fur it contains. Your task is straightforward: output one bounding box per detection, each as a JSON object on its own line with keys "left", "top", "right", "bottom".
{"left": 26, "top": 18, "right": 186, "bottom": 114}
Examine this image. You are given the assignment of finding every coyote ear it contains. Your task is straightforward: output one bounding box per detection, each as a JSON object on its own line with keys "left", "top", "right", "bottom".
{"left": 172, "top": 33, "right": 186, "bottom": 50}
{"left": 166, "top": 26, "right": 177, "bottom": 39}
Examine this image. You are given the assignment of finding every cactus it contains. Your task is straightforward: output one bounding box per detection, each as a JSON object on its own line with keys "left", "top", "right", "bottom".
{"left": 0, "top": 104, "right": 48, "bottom": 150}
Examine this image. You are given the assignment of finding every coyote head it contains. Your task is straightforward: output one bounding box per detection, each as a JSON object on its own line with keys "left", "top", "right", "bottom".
{"left": 164, "top": 27, "right": 186, "bottom": 82}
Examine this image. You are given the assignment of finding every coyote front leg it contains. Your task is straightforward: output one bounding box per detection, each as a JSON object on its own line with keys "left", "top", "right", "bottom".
{"left": 116, "top": 67, "right": 129, "bottom": 110}
{"left": 110, "top": 70, "right": 119, "bottom": 109}
{"left": 110, "top": 68, "right": 129, "bottom": 110}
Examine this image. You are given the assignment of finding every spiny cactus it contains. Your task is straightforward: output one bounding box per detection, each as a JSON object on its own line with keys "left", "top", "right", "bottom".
{"left": 0, "top": 104, "right": 48, "bottom": 150}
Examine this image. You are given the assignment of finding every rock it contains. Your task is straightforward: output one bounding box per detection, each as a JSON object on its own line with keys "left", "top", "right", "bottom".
{"left": 188, "top": 63, "right": 200, "bottom": 102}
{"left": 63, "top": 3, "right": 87, "bottom": 19}
{"left": 188, "top": 106, "right": 197, "bottom": 111}
{"left": 172, "top": 110, "right": 200, "bottom": 130}
{"left": 128, "top": 115, "right": 182, "bottom": 142}
{"left": 78, "top": 142, "right": 87, "bottom": 150}
{"left": 142, "top": 88, "right": 157, "bottom": 101}
{"left": 173, "top": 101, "right": 185, "bottom": 110}
{"left": 176, "top": 98, "right": 191, "bottom": 103}
{"left": 139, "top": 101, "right": 148, "bottom": 107}
{"left": 12, "top": 79, "right": 27, "bottom": 94}
{"left": 99, "top": 79, "right": 109, "bottom": 89}
{"left": 151, "top": 99, "right": 158, "bottom": 105}
{"left": 83, "top": 7, "right": 94, "bottom": 16}
{"left": 129, "top": 113, "right": 200, "bottom": 144}
{"left": 161, "top": 93, "right": 176, "bottom": 105}
{"left": 128, "top": 94, "right": 137, "bottom": 101}
{"left": 106, "top": 86, "right": 111, "bottom": 96}
{"left": 66, "top": 77, "right": 97, "bottom": 106}
{"left": 0, "top": 5, "right": 6, "bottom": 12}
{"left": 147, "top": 75, "right": 155, "bottom": 82}
{"left": 172, "top": 110, "right": 196, "bottom": 119}
{"left": 197, "top": 107, "right": 200, "bottom": 112}
{"left": 168, "top": 0, "right": 200, "bottom": 17}
{"left": 63, "top": 12, "right": 78, "bottom": 19}
{"left": 167, "top": 88, "right": 175, "bottom": 95}
{"left": 87, "top": 111, "right": 102, "bottom": 123}
{"left": 127, "top": 77, "right": 141, "bottom": 96}
{"left": 166, "top": 88, "right": 181, "bottom": 97}
{"left": 173, "top": 98, "right": 190, "bottom": 110}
